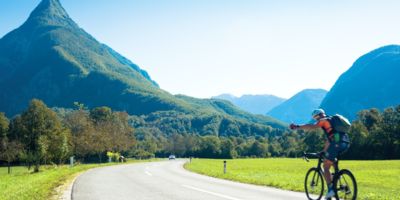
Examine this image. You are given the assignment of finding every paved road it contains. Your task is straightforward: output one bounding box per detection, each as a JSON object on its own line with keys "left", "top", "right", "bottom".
{"left": 72, "top": 160, "right": 307, "bottom": 200}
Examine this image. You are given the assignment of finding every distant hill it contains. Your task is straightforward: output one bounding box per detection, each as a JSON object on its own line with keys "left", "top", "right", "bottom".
{"left": 320, "top": 45, "right": 400, "bottom": 120}
{"left": 212, "top": 94, "right": 286, "bottom": 115}
{"left": 267, "top": 89, "right": 327, "bottom": 123}
{"left": 0, "top": 0, "right": 286, "bottom": 132}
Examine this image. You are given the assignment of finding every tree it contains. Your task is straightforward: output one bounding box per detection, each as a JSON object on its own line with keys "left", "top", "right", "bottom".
{"left": 380, "top": 106, "right": 400, "bottom": 158}
{"left": 88, "top": 126, "right": 108, "bottom": 163}
{"left": 268, "top": 137, "right": 283, "bottom": 157}
{"left": 105, "top": 112, "right": 135, "bottom": 152}
{"left": 166, "top": 133, "right": 186, "bottom": 157}
{"left": 220, "top": 138, "right": 237, "bottom": 159}
{"left": 64, "top": 110, "right": 96, "bottom": 161}
{"left": 73, "top": 102, "right": 87, "bottom": 110}
{"left": 130, "top": 127, "right": 159, "bottom": 158}
{"left": 48, "top": 128, "right": 72, "bottom": 164}
{"left": 302, "top": 130, "right": 324, "bottom": 153}
{"left": 357, "top": 108, "right": 382, "bottom": 132}
{"left": 0, "top": 112, "right": 8, "bottom": 139}
{"left": 8, "top": 99, "right": 71, "bottom": 172}
{"left": 343, "top": 105, "right": 400, "bottom": 160}
{"left": 199, "top": 136, "right": 221, "bottom": 158}
{"left": 91, "top": 110, "right": 135, "bottom": 162}
{"left": 184, "top": 134, "right": 200, "bottom": 157}
{"left": 90, "top": 106, "right": 113, "bottom": 123}
{"left": 65, "top": 108, "right": 135, "bottom": 163}
{"left": 248, "top": 140, "right": 268, "bottom": 157}
{"left": 0, "top": 113, "right": 24, "bottom": 174}
{"left": 346, "top": 121, "right": 370, "bottom": 159}
{"left": 280, "top": 132, "right": 299, "bottom": 157}
{"left": 0, "top": 138, "right": 24, "bottom": 174}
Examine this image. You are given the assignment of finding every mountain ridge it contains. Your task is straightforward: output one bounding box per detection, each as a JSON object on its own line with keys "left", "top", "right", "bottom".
{"left": 267, "top": 89, "right": 327, "bottom": 123}
{"left": 0, "top": 0, "right": 286, "bottom": 130}
{"left": 212, "top": 93, "right": 286, "bottom": 115}
{"left": 320, "top": 45, "right": 400, "bottom": 119}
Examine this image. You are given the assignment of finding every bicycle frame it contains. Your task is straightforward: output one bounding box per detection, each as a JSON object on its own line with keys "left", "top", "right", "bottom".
{"left": 304, "top": 152, "right": 339, "bottom": 178}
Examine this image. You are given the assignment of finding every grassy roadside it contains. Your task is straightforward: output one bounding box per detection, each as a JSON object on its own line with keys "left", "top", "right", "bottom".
{"left": 184, "top": 158, "right": 400, "bottom": 200}
{"left": 0, "top": 159, "right": 161, "bottom": 200}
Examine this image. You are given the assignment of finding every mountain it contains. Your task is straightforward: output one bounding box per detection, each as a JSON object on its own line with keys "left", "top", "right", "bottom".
{"left": 212, "top": 94, "right": 286, "bottom": 115}
{"left": 320, "top": 45, "right": 400, "bottom": 120}
{"left": 0, "top": 0, "right": 167, "bottom": 116}
{"left": 0, "top": 0, "right": 286, "bottom": 130}
{"left": 267, "top": 89, "right": 327, "bottom": 123}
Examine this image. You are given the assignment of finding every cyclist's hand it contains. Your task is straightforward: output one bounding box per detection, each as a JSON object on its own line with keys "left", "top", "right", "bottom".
{"left": 290, "top": 123, "right": 300, "bottom": 130}
{"left": 318, "top": 151, "right": 326, "bottom": 158}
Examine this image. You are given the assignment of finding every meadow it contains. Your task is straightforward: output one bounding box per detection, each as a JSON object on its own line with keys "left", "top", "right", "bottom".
{"left": 185, "top": 158, "right": 400, "bottom": 200}
{"left": 0, "top": 159, "right": 156, "bottom": 200}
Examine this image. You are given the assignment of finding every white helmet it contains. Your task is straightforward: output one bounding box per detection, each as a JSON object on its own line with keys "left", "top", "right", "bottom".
{"left": 311, "top": 109, "right": 325, "bottom": 118}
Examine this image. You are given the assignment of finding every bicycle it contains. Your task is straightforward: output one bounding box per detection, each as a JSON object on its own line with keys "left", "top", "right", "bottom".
{"left": 303, "top": 152, "right": 357, "bottom": 200}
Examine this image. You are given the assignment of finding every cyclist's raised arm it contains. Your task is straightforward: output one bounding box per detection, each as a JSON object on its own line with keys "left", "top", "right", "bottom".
{"left": 290, "top": 123, "right": 320, "bottom": 130}
{"left": 298, "top": 124, "right": 320, "bottom": 130}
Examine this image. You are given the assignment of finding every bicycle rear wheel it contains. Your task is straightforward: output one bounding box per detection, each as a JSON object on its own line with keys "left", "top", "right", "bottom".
{"left": 333, "top": 169, "right": 357, "bottom": 200}
{"left": 305, "top": 167, "right": 324, "bottom": 200}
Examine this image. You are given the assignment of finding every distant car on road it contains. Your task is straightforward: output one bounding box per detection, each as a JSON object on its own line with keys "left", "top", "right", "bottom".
{"left": 168, "top": 155, "right": 176, "bottom": 160}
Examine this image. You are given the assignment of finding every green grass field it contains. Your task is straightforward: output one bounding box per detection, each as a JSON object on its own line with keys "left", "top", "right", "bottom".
{"left": 185, "top": 158, "right": 400, "bottom": 200}
{"left": 0, "top": 159, "right": 156, "bottom": 200}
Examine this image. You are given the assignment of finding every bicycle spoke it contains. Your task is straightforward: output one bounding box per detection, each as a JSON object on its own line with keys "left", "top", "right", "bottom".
{"left": 335, "top": 171, "right": 357, "bottom": 200}
{"left": 342, "top": 176, "right": 353, "bottom": 195}
{"left": 305, "top": 168, "right": 324, "bottom": 200}
{"left": 310, "top": 171, "right": 319, "bottom": 191}
{"left": 315, "top": 173, "right": 319, "bottom": 188}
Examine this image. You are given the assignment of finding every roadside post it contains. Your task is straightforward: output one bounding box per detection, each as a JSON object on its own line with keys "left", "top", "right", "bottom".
{"left": 190, "top": 157, "right": 192, "bottom": 163}
{"left": 223, "top": 160, "right": 227, "bottom": 174}
{"left": 70, "top": 156, "right": 74, "bottom": 168}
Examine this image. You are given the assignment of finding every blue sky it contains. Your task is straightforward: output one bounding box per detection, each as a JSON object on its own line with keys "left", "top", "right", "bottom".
{"left": 1, "top": 0, "right": 400, "bottom": 99}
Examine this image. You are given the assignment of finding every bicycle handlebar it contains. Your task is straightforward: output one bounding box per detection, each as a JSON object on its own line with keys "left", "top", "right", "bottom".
{"left": 302, "top": 152, "right": 323, "bottom": 162}
{"left": 303, "top": 155, "right": 309, "bottom": 162}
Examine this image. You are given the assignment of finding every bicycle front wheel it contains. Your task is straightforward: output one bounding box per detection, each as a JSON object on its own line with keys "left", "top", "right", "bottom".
{"left": 333, "top": 169, "right": 357, "bottom": 200}
{"left": 305, "top": 167, "right": 324, "bottom": 200}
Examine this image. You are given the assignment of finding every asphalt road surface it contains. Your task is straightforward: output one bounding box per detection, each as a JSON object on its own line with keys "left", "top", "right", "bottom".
{"left": 72, "top": 160, "right": 307, "bottom": 200}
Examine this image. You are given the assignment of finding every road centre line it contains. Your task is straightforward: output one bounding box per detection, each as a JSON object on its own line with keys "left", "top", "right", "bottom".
{"left": 145, "top": 171, "right": 152, "bottom": 176}
{"left": 182, "top": 184, "right": 243, "bottom": 200}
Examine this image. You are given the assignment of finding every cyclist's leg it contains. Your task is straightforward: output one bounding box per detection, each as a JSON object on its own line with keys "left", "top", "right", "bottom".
{"left": 325, "top": 143, "right": 349, "bottom": 175}
{"left": 324, "top": 143, "right": 340, "bottom": 198}
{"left": 326, "top": 142, "right": 343, "bottom": 162}
{"left": 323, "top": 159, "right": 334, "bottom": 184}
{"left": 325, "top": 142, "right": 340, "bottom": 183}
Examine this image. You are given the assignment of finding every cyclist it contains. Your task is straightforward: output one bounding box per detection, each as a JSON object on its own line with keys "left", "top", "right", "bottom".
{"left": 290, "top": 109, "right": 350, "bottom": 199}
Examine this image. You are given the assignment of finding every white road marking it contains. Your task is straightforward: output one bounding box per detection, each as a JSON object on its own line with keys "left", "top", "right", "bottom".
{"left": 182, "top": 185, "right": 243, "bottom": 200}
{"left": 145, "top": 171, "right": 152, "bottom": 176}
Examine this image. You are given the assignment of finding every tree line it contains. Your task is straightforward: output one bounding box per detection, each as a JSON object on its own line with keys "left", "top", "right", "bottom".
{"left": 345, "top": 106, "right": 400, "bottom": 159}
{"left": 0, "top": 99, "right": 135, "bottom": 172}
{"left": 129, "top": 105, "right": 400, "bottom": 160}
{"left": 1, "top": 99, "right": 399, "bottom": 173}
{"left": 129, "top": 129, "right": 302, "bottom": 159}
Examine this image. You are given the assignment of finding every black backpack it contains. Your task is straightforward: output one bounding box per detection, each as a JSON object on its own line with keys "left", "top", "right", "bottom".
{"left": 328, "top": 114, "right": 351, "bottom": 133}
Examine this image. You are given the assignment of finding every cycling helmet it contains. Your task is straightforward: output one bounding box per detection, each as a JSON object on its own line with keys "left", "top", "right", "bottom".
{"left": 311, "top": 109, "right": 325, "bottom": 118}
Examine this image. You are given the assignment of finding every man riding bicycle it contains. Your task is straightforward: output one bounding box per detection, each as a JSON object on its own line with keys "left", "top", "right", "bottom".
{"left": 290, "top": 109, "right": 350, "bottom": 199}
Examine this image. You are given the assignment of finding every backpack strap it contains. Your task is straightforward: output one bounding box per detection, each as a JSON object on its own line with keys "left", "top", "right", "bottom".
{"left": 323, "top": 116, "right": 336, "bottom": 142}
